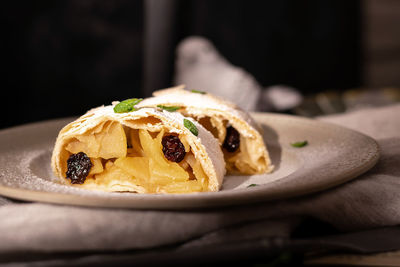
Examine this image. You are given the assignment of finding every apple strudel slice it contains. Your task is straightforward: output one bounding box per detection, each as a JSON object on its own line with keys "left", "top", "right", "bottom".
{"left": 51, "top": 101, "right": 225, "bottom": 194}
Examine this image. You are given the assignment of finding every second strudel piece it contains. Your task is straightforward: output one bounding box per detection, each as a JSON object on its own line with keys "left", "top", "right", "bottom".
{"left": 138, "top": 85, "right": 273, "bottom": 174}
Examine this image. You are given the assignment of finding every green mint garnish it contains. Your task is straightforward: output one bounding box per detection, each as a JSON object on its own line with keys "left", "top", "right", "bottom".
{"left": 190, "top": 89, "right": 206, "bottom": 94}
{"left": 247, "top": 184, "right": 258, "bottom": 188}
{"left": 291, "top": 140, "right": 308, "bottom": 148}
{"left": 113, "top": 98, "right": 143, "bottom": 113}
{"left": 157, "top": 105, "right": 181, "bottom": 112}
{"left": 183, "top": 119, "right": 198, "bottom": 136}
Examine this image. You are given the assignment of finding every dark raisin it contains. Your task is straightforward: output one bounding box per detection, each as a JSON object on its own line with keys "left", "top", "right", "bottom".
{"left": 162, "top": 135, "right": 186, "bottom": 163}
{"left": 223, "top": 126, "right": 240, "bottom": 152}
{"left": 66, "top": 152, "right": 92, "bottom": 184}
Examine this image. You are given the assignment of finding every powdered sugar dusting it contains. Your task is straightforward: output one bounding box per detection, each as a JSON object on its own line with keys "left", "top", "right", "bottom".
{"left": 138, "top": 87, "right": 261, "bottom": 136}
{"left": 2, "top": 149, "right": 119, "bottom": 197}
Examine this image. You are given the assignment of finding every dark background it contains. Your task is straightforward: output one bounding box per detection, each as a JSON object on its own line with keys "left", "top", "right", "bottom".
{"left": 2, "top": 0, "right": 363, "bottom": 129}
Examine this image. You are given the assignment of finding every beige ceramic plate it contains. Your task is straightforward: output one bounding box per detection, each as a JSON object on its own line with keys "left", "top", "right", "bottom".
{"left": 0, "top": 113, "right": 379, "bottom": 209}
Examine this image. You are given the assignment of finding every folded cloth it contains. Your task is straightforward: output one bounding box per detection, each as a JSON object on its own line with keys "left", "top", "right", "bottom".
{"left": 174, "top": 36, "right": 303, "bottom": 112}
{"left": 0, "top": 104, "right": 399, "bottom": 263}
{"left": 174, "top": 36, "right": 263, "bottom": 111}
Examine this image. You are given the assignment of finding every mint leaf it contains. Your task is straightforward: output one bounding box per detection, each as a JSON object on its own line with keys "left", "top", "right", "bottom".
{"left": 247, "top": 184, "right": 258, "bottom": 188}
{"left": 183, "top": 119, "right": 198, "bottom": 136}
{"left": 113, "top": 98, "right": 143, "bottom": 113}
{"left": 291, "top": 140, "right": 308, "bottom": 148}
{"left": 157, "top": 105, "right": 181, "bottom": 112}
{"left": 190, "top": 89, "right": 206, "bottom": 94}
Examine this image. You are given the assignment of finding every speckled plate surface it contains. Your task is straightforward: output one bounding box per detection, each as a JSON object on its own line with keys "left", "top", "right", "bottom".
{"left": 0, "top": 113, "right": 379, "bottom": 209}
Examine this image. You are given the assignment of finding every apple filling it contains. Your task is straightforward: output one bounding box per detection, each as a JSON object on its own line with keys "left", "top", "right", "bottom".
{"left": 63, "top": 121, "right": 208, "bottom": 193}
{"left": 189, "top": 115, "right": 266, "bottom": 174}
